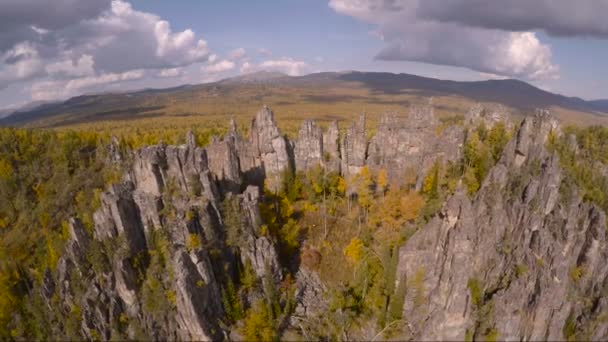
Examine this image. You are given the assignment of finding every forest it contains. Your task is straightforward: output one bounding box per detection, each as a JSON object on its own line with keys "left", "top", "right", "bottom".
{"left": 1, "top": 115, "right": 607, "bottom": 340}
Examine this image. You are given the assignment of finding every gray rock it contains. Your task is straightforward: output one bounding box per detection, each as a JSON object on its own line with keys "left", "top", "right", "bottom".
{"left": 249, "top": 106, "right": 291, "bottom": 191}
{"left": 322, "top": 120, "right": 341, "bottom": 173}
{"left": 397, "top": 111, "right": 608, "bottom": 341}
{"left": 206, "top": 135, "right": 242, "bottom": 193}
{"left": 341, "top": 114, "right": 367, "bottom": 178}
{"left": 294, "top": 120, "right": 323, "bottom": 171}
{"left": 367, "top": 107, "right": 464, "bottom": 186}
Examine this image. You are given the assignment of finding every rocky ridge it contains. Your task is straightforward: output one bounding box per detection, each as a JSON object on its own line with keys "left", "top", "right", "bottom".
{"left": 45, "top": 103, "right": 608, "bottom": 340}
{"left": 397, "top": 110, "right": 608, "bottom": 340}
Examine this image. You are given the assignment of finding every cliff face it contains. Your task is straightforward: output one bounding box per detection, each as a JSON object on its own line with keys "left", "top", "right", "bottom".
{"left": 397, "top": 111, "right": 608, "bottom": 340}
{"left": 43, "top": 104, "right": 608, "bottom": 340}
{"left": 51, "top": 114, "right": 284, "bottom": 339}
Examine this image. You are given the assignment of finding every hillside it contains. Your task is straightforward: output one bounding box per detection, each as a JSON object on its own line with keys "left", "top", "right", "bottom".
{"left": 2, "top": 71, "right": 608, "bottom": 132}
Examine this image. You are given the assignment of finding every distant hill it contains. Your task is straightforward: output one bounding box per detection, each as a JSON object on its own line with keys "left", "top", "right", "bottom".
{"left": 1, "top": 71, "right": 607, "bottom": 128}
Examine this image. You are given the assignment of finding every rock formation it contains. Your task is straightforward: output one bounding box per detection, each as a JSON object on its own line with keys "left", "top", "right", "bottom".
{"left": 322, "top": 120, "right": 341, "bottom": 173}
{"left": 341, "top": 113, "right": 368, "bottom": 177}
{"left": 397, "top": 110, "right": 608, "bottom": 340}
{"left": 367, "top": 105, "right": 463, "bottom": 184}
{"left": 39, "top": 103, "right": 608, "bottom": 341}
{"left": 294, "top": 120, "right": 324, "bottom": 171}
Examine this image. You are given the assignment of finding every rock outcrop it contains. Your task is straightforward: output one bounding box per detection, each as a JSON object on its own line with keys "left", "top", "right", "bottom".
{"left": 248, "top": 106, "right": 291, "bottom": 191}
{"left": 294, "top": 120, "right": 324, "bottom": 171}
{"left": 51, "top": 103, "right": 590, "bottom": 340}
{"left": 397, "top": 111, "right": 608, "bottom": 341}
{"left": 341, "top": 114, "right": 368, "bottom": 177}
{"left": 367, "top": 106, "right": 463, "bottom": 185}
{"left": 323, "top": 120, "right": 341, "bottom": 173}
{"left": 51, "top": 121, "right": 287, "bottom": 340}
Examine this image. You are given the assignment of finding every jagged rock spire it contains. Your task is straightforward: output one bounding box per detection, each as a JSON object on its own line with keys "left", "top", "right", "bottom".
{"left": 294, "top": 120, "right": 323, "bottom": 171}
{"left": 340, "top": 113, "right": 367, "bottom": 177}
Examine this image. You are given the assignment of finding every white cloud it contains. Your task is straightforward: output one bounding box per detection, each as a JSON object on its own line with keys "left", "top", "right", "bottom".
{"left": 46, "top": 54, "right": 94, "bottom": 77}
{"left": 31, "top": 69, "right": 146, "bottom": 101}
{"left": 257, "top": 48, "right": 272, "bottom": 56}
{"left": 0, "top": 42, "right": 43, "bottom": 85}
{"left": 228, "top": 48, "right": 247, "bottom": 60}
{"left": 259, "top": 58, "right": 308, "bottom": 76}
{"left": 329, "top": 0, "right": 561, "bottom": 80}
{"left": 202, "top": 60, "right": 235, "bottom": 73}
{"left": 0, "top": 0, "right": 213, "bottom": 102}
{"left": 158, "top": 67, "right": 183, "bottom": 78}
{"left": 238, "top": 58, "right": 309, "bottom": 76}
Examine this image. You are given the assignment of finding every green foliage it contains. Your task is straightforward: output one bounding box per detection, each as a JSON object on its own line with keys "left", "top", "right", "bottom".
{"left": 0, "top": 127, "right": 116, "bottom": 337}
{"left": 221, "top": 196, "right": 243, "bottom": 248}
{"left": 549, "top": 125, "right": 608, "bottom": 217}
{"left": 221, "top": 277, "right": 244, "bottom": 322}
{"left": 141, "top": 229, "right": 174, "bottom": 320}
{"left": 462, "top": 122, "right": 511, "bottom": 195}
{"left": 563, "top": 313, "right": 577, "bottom": 341}
{"left": 241, "top": 300, "right": 278, "bottom": 341}
{"left": 467, "top": 278, "right": 483, "bottom": 307}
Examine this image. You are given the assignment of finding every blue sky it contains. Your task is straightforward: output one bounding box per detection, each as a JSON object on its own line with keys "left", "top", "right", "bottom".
{"left": 0, "top": 0, "right": 607, "bottom": 111}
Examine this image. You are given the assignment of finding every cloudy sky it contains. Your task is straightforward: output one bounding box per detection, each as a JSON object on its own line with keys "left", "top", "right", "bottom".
{"left": 1, "top": 0, "right": 607, "bottom": 110}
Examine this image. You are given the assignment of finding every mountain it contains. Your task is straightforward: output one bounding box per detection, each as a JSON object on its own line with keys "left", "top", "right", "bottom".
{"left": 590, "top": 99, "right": 608, "bottom": 112}
{"left": 1, "top": 71, "right": 607, "bottom": 128}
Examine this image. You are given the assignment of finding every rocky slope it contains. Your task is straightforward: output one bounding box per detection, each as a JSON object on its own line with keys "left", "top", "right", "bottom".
{"left": 38, "top": 104, "right": 608, "bottom": 340}
{"left": 397, "top": 111, "right": 608, "bottom": 340}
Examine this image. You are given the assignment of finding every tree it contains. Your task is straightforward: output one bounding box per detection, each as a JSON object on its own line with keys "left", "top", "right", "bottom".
{"left": 344, "top": 237, "right": 365, "bottom": 266}
{"left": 356, "top": 166, "right": 374, "bottom": 218}
{"left": 376, "top": 169, "right": 388, "bottom": 197}
{"left": 423, "top": 161, "right": 443, "bottom": 200}
{"left": 241, "top": 300, "right": 277, "bottom": 341}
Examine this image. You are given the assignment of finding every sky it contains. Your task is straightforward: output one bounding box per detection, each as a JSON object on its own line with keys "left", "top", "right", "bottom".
{"left": 1, "top": 0, "right": 607, "bottom": 111}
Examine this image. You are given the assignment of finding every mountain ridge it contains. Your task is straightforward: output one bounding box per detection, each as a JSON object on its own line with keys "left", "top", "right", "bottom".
{"left": 1, "top": 71, "right": 607, "bottom": 127}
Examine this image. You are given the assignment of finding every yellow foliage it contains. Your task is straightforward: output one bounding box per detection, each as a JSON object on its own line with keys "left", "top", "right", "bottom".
{"left": 400, "top": 192, "right": 425, "bottom": 222}
{"left": 337, "top": 176, "right": 347, "bottom": 195}
{"left": 377, "top": 168, "right": 388, "bottom": 194}
{"left": 0, "top": 159, "right": 12, "bottom": 181}
{"left": 186, "top": 233, "right": 201, "bottom": 252}
{"left": 241, "top": 300, "right": 277, "bottom": 341}
{"left": 165, "top": 290, "right": 177, "bottom": 305}
{"left": 302, "top": 202, "right": 318, "bottom": 213}
{"left": 344, "top": 237, "right": 365, "bottom": 265}
{"left": 373, "top": 190, "right": 425, "bottom": 232}
{"left": 356, "top": 166, "right": 374, "bottom": 209}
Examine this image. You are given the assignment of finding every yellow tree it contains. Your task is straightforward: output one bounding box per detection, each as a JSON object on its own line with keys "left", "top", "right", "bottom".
{"left": 377, "top": 168, "right": 389, "bottom": 198}
{"left": 356, "top": 166, "right": 374, "bottom": 220}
